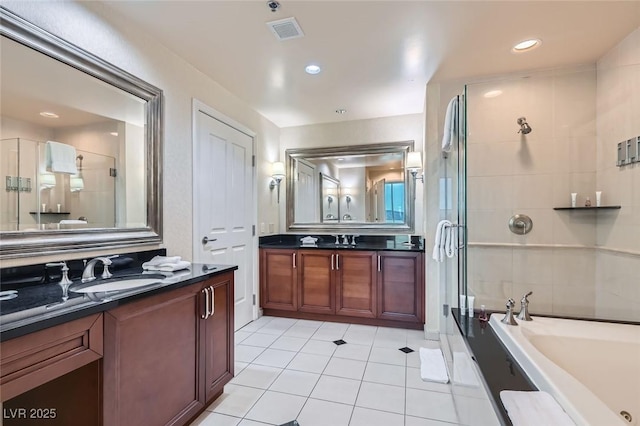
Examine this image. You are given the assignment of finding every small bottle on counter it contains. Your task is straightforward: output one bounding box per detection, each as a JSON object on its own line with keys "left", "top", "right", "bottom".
{"left": 478, "top": 304, "right": 488, "bottom": 322}
{"left": 585, "top": 197, "right": 592, "bottom": 207}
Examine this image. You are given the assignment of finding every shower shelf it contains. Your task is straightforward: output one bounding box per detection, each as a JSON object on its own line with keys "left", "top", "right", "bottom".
{"left": 29, "top": 211, "right": 71, "bottom": 215}
{"left": 553, "top": 206, "right": 621, "bottom": 210}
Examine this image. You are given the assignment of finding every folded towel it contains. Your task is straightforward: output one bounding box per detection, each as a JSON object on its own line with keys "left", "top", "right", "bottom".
{"left": 419, "top": 347, "right": 449, "bottom": 384}
{"left": 452, "top": 351, "right": 479, "bottom": 387}
{"left": 442, "top": 97, "right": 458, "bottom": 153}
{"left": 500, "top": 391, "right": 575, "bottom": 426}
{"left": 46, "top": 141, "right": 78, "bottom": 174}
{"left": 144, "top": 260, "right": 191, "bottom": 272}
{"left": 142, "top": 255, "right": 182, "bottom": 269}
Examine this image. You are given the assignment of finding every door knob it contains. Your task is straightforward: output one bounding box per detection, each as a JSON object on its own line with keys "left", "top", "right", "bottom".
{"left": 202, "top": 236, "right": 217, "bottom": 244}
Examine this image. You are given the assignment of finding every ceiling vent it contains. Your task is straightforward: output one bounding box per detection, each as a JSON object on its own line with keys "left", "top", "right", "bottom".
{"left": 266, "top": 17, "right": 304, "bottom": 41}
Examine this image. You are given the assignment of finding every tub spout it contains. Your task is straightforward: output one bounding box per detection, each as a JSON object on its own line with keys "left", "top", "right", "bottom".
{"left": 501, "top": 298, "right": 518, "bottom": 326}
{"left": 517, "top": 291, "right": 533, "bottom": 321}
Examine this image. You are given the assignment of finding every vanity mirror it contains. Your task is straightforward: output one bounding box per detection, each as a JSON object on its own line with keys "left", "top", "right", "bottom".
{"left": 0, "top": 8, "right": 163, "bottom": 258}
{"left": 286, "top": 141, "right": 415, "bottom": 233}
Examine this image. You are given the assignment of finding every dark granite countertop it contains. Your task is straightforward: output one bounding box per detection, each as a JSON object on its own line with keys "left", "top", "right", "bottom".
{"left": 452, "top": 309, "right": 536, "bottom": 426}
{"left": 259, "top": 234, "right": 425, "bottom": 252}
{"left": 0, "top": 250, "right": 237, "bottom": 341}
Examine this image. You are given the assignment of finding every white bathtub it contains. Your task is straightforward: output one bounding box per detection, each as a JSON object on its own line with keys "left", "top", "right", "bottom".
{"left": 489, "top": 315, "right": 640, "bottom": 426}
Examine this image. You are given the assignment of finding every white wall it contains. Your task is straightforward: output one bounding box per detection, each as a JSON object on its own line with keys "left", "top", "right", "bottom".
{"left": 2, "top": 1, "right": 280, "bottom": 267}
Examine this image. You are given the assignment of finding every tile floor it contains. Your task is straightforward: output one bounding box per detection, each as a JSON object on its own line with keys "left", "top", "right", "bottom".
{"left": 190, "top": 316, "right": 468, "bottom": 426}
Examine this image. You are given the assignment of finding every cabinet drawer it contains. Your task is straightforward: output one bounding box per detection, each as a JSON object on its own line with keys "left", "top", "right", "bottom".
{"left": 1, "top": 313, "right": 103, "bottom": 402}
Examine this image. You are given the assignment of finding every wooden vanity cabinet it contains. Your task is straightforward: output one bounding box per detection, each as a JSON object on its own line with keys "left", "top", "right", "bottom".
{"left": 335, "top": 250, "right": 377, "bottom": 318}
{"left": 297, "top": 250, "right": 335, "bottom": 314}
{"left": 103, "top": 271, "right": 234, "bottom": 426}
{"left": 377, "top": 251, "right": 424, "bottom": 323}
{"left": 260, "top": 249, "right": 298, "bottom": 311}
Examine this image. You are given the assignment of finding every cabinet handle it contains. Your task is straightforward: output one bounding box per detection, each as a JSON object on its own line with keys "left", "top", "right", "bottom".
{"left": 331, "top": 254, "right": 334, "bottom": 270}
{"left": 377, "top": 255, "right": 381, "bottom": 272}
{"left": 336, "top": 254, "right": 339, "bottom": 270}
{"left": 201, "top": 288, "right": 210, "bottom": 319}
{"left": 209, "top": 286, "right": 215, "bottom": 316}
{"left": 292, "top": 253, "right": 297, "bottom": 269}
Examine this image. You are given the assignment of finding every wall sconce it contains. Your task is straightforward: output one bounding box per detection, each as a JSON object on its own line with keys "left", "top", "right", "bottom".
{"left": 70, "top": 155, "right": 84, "bottom": 192}
{"left": 407, "top": 151, "right": 424, "bottom": 183}
{"left": 40, "top": 172, "right": 56, "bottom": 189}
{"left": 345, "top": 194, "right": 352, "bottom": 210}
{"left": 269, "top": 161, "right": 285, "bottom": 203}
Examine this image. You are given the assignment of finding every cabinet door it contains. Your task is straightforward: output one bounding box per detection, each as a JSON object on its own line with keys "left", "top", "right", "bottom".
{"left": 203, "top": 272, "right": 235, "bottom": 403}
{"left": 298, "top": 250, "right": 334, "bottom": 314}
{"left": 104, "top": 284, "right": 203, "bottom": 426}
{"left": 260, "top": 249, "right": 298, "bottom": 311}
{"left": 335, "top": 250, "right": 377, "bottom": 318}
{"left": 377, "top": 251, "right": 424, "bottom": 323}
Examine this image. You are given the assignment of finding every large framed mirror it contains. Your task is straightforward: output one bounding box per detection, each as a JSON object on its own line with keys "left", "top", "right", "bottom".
{"left": 286, "top": 141, "right": 416, "bottom": 234}
{"left": 0, "top": 7, "right": 163, "bottom": 259}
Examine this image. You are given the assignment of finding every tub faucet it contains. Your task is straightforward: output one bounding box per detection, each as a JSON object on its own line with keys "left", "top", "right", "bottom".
{"left": 501, "top": 298, "right": 518, "bottom": 326}
{"left": 81, "top": 257, "right": 113, "bottom": 283}
{"left": 517, "top": 291, "right": 533, "bottom": 321}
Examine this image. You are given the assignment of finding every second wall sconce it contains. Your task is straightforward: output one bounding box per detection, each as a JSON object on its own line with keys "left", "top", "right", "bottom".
{"left": 269, "top": 161, "right": 285, "bottom": 203}
{"left": 407, "top": 151, "right": 424, "bottom": 183}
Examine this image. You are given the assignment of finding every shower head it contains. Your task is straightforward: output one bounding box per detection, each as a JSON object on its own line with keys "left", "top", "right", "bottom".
{"left": 517, "top": 117, "right": 532, "bottom": 134}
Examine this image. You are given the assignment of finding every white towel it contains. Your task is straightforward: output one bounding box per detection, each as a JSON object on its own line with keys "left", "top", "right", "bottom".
{"left": 59, "top": 219, "right": 87, "bottom": 224}
{"left": 500, "top": 391, "right": 575, "bottom": 426}
{"left": 442, "top": 97, "right": 458, "bottom": 153}
{"left": 452, "top": 351, "right": 479, "bottom": 387}
{"left": 142, "top": 255, "right": 182, "bottom": 269}
{"left": 46, "top": 141, "right": 78, "bottom": 174}
{"left": 419, "top": 347, "right": 450, "bottom": 384}
{"left": 432, "top": 220, "right": 458, "bottom": 262}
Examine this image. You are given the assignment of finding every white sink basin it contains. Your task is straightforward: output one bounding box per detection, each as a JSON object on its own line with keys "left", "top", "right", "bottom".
{"left": 71, "top": 278, "right": 162, "bottom": 293}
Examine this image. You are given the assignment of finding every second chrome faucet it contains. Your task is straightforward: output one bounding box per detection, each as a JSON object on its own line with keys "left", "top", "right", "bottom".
{"left": 501, "top": 291, "right": 533, "bottom": 325}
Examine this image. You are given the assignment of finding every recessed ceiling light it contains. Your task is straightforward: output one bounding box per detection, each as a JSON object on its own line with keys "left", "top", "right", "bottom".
{"left": 110, "top": 132, "right": 119, "bottom": 136}
{"left": 39, "top": 111, "right": 59, "bottom": 119}
{"left": 512, "top": 39, "right": 541, "bottom": 52}
{"left": 305, "top": 64, "right": 321, "bottom": 75}
{"left": 335, "top": 109, "right": 347, "bottom": 114}
{"left": 483, "top": 90, "right": 503, "bottom": 98}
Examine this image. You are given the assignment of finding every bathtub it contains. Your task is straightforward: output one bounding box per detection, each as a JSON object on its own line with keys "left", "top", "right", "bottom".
{"left": 489, "top": 315, "right": 640, "bottom": 426}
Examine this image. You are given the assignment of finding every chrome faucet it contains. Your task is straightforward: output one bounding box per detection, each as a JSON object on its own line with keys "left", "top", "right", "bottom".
{"left": 501, "top": 298, "right": 518, "bottom": 325}
{"left": 517, "top": 291, "right": 533, "bottom": 321}
{"left": 81, "top": 257, "right": 113, "bottom": 283}
{"left": 342, "top": 234, "right": 349, "bottom": 245}
{"left": 351, "top": 235, "right": 359, "bottom": 245}
{"left": 45, "top": 261, "right": 73, "bottom": 301}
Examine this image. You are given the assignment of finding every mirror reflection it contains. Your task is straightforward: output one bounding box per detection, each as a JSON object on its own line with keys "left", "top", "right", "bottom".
{"left": 0, "top": 35, "right": 147, "bottom": 232}
{"left": 286, "top": 141, "right": 415, "bottom": 233}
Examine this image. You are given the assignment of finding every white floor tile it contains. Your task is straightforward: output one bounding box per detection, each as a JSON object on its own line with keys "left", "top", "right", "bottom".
{"left": 231, "top": 364, "right": 283, "bottom": 389}
{"left": 333, "top": 343, "right": 372, "bottom": 361}
{"left": 406, "top": 329, "right": 428, "bottom": 340}
{"left": 294, "top": 319, "right": 324, "bottom": 328}
{"left": 347, "top": 324, "right": 378, "bottom": 333}
{"left": 406, "top": 388, "right": 458, "bottom": 423}
{"left": 235, "top": 361, "right": 249, "bottom": 374}
{"left": 235, "top": 345, "right": 266, "bottom": 363}
{"left": 283, "top": 325, "right": 319, "bottom": 339}
{"left": 310, "top": 375, "right": 361, "bottom": 405}
{"left": 355, "top": 381, "right": 405, "bottom": 414}
{"left": 454, "top": 394, "right": 500, "bottom": 426}
{"left": 252, "top": 348, "right": 296, "bottom": 368}
{"left": 408, "top": 339, "right": 441, "bottom": 351}
{"left": 269, "top": 369, "right": 320, "bottom": 397}
{"left": 349, "top": 407, "right": 404, "bottom": 426}
{"left": 319, "top": 321, "right": 350, "bottom": 332}
{"left": 323, "top": 357, "right": 366, "bottom": 380}
{"left": 407, "top": 351, "right": 421, "bottom": 368}
{"left": 241, "top": 332, "right": 280, "bottom": 348}
{"left": 268, "top": 317, "right": 299, "bottom": 327}
{"left": 235, "top": 331, "right": 253, "bottom": 344}
{"left": 236, "top": 420, "right": 272, "bottom": 426}
{"left": 310, "top": 328, "right": 346, "bottom": 341}
{"left": 189, "top": 411, "right": 240, "bottom": 426}
{"left": 406, "top": 367, "right": 452, "bottom": 393}
{"left": 244, "top": 390, "right": 306, "bottom": 425}
{"left": 257, "top": 323, "right": 293, "bottom": 336}
{"left": 287, "top": 352, "right": 331, "bottom": 374}
{"left": 363, "top": 362, "right": 405, "bottom": 387}
{"left": 405, "top": 416, "right": 460, "bottom": 426}
{"left": 301, "top": 339, "right": 338, "bottom": 356}
{"left": 373, "top": 335, "right": 408, "bottom": 349}
{"left": 368, "top": 346, "right": 407, "bottom": 366}
{"left": 270, "top": 335, "right": 308, "bottom": 352}
{"left": 208, "top": 384, "right": 264, "bottom": 418}
{"left": 297, "top": 398, "right": 354, "bottom": 426}
{"left": 343, "top": 330, "right": 376, "bottom": 346}
{"left": 240, "top": 316, "right": 273, "bottom": 332}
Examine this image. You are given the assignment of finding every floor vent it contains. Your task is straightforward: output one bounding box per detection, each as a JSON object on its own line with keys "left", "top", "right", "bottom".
{"left": 266, "top": 17, "right": 304, "bottom": 41}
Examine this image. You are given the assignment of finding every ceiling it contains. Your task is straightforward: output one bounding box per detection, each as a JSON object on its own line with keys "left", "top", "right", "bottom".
{"left": 102, "top": 1, "right": 640, "bottom": 128}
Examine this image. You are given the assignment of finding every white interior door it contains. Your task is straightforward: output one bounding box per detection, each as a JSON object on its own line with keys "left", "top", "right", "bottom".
{"left": 193, "top": 108, "right": 254, "bottom": 330}
{"left": 294, "top": 159, "right": 318, "bottom": 222}
{"left": 375, "top": 178, "right": 386, "bottom": 222}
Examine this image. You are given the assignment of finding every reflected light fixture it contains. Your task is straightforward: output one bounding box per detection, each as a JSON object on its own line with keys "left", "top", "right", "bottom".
{"left": 512, "top": 39, "right": 541, "bottom": 52}
{"left": 305, "top": 64, "right": 321, "bottom": 75}
{"left": 269, "top": 161, "right": 285, "bottom": 203}
{"left": 39, "top": 111, "right": 59, "bottom": 119}
{"left": 483, "top": 90, "right": 503, "bottom": 98}
{"left": 407, "top": 151, "right": 424, "bottom": 183}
